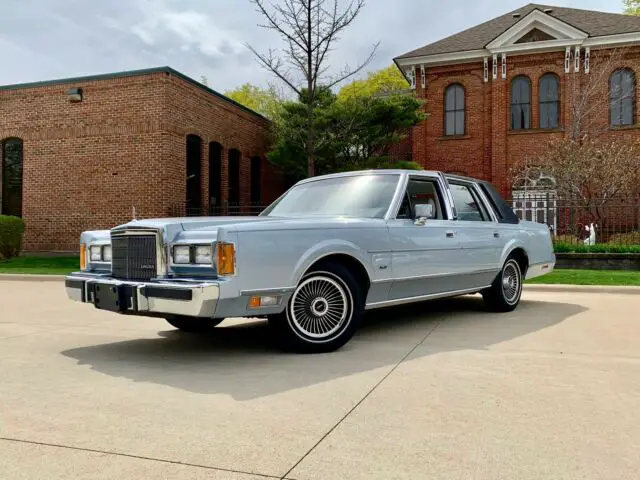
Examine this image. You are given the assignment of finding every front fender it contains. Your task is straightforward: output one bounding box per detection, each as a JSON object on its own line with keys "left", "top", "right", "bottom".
{"left": 291, "top": 239, "right": 374, "bottom": 286}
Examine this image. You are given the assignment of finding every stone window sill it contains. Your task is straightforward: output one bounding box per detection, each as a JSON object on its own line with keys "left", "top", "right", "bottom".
{"left": 437, "top": 135, "right": 471, "bottom": 141}
{"left": 507, "top": 128, "right": 564, "bottom": 135}
{"left": 609, "top": 124, "right": 640, "bottom": 131}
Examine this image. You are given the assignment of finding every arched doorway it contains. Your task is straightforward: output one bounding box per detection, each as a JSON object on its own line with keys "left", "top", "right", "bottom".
{"left": 186, "top": 135, "right": 202, "bottom": 216}
{"left": 1, "top": 138, "right": 24, "bottom": 218}
{"left": 209, "top": 142, "right": 222, "bottom": 215}
{"left": 228, "top": 149, "right": 241, "bottom": 214}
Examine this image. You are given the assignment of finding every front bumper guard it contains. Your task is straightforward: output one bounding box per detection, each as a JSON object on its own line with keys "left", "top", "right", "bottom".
{"left": 65, "top": 273, "right": 220, "bottom": 318}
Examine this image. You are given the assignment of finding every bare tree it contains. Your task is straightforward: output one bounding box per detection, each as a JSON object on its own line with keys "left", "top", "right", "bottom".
{"left": 567, "top": 47, "right": 632, "bottom": 140}
{"left": 512, "top": 46, "right": 639, "bottom": 201}
{"left": 247, "top": 0, "right": 380, "bottom": 177}
{"left": 509, "top": 46, "right": 640, "bottom": 237}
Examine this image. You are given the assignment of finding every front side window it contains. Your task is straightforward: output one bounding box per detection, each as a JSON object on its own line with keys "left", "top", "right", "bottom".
{"left": 397, "top": 178, "right": 445, "bottom": 220}
{"left": 539, "top": 73, "right": 560, "bottom": 129}
{"left": 511, "top": 76, "right": 531, "bottom": 130}
{"left": 449, "top": 183, "right": 489, "bottom": 222}
{"left": 610, "top": 68, "right": 635, "bottom": 126}
{"left": 444, "top": 84, "right": 465, "bottom": 136}
{"left": 261, "top": 174, "right": 400, "bottom": 219}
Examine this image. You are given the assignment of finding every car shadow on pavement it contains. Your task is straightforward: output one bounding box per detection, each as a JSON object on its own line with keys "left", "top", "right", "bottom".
{"left": 61, "top": 295, "right": 586, "bottom": 400}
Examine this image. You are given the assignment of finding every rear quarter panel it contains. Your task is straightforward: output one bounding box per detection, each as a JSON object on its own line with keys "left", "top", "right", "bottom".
{"left": 498, "top": 220, "right": 555, "bottom": 268}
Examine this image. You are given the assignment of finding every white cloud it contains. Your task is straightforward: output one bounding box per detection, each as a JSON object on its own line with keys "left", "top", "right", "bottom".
{"left": 131, "top": 6, "right": 243, "bottom": 57}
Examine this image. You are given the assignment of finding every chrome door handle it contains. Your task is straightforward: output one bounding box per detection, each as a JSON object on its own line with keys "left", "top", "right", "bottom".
{"left": 446, "top": 231, "right": 456, "bottom": 238}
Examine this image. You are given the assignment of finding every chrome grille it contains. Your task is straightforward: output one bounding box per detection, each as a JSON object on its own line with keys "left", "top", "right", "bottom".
{"left": 110, "top": 231, "right": 158, "bottom": 281}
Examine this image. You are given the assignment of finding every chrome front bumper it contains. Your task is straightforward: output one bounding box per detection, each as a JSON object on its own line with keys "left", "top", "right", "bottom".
{"left": 65, "top": 273, "right": 220, "bottom": 318}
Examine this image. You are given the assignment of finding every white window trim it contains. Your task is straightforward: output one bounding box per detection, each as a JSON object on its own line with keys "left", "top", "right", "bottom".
{"left": 486, "top": 9, "right": 588, "bottom": 50}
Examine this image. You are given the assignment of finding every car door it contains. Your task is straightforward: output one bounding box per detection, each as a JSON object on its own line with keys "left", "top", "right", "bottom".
{"left": 386, "top": 175, "right": 467, "bottom": 301}
{"left": 446, "top": 179, "right": 503, "bottom": 290}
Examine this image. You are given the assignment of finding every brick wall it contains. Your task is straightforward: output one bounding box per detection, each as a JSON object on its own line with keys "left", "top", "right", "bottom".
{"left": 409, "top": 46, "right": 640, "bottom": 197}
{"left": 0, "top": 69, "right": 283, "bottom": 252}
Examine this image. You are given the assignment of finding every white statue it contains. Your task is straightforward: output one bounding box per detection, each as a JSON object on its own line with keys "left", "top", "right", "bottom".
{"left": 583, "top": 223, "right": 597, "bottom": 245}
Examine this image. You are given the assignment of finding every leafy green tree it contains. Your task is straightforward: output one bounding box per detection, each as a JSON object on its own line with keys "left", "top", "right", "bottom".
{"left": 623, "top": 0, "right": 640, "bottom": 15}
{"left": 224, "top": 83, "right": 284, "bottom": 120}
{"left": 268, "top": 87, "right": 338, "bottom": 180}
{"left": 268, "top": 89, "right": 425, "bottom": 180}
{"left": 337, "top": 65, "right": 409, "bottom": 101}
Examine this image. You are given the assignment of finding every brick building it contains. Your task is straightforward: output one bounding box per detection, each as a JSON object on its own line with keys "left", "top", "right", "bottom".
{"left": 0, "top": 67, "right": 285, "bottom": 252}
{"left": 393, "top": 2, "right": 640, "bottom": 224}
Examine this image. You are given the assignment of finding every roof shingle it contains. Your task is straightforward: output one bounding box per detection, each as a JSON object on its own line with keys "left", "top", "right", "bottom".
{"left": 395, "top": 3, "right": 640, "bottom": 60}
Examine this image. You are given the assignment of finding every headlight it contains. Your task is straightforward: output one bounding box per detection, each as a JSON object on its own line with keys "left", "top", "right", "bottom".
{"left": 102, "top": 245, "right": 112, "bottom": 262}
{"left": 90, "top": 245, "right": 102, "bottom": 262}
{"left": 194, "top": 245, "right": 212, "bottom": 265}
{"left": 172, "top": 245, "right": 191, "bottom": 264}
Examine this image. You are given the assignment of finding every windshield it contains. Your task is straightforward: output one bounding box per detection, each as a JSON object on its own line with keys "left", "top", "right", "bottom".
{"left": 261, "top": 174, "right": 400, "bottom": 218}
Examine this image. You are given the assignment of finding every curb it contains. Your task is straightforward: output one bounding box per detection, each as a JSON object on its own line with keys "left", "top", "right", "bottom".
{"left": 524, "top": 284, "right": 640, "bottom": 295}
{"left": 0, "top": 274, "right": 66, "bottom": 282}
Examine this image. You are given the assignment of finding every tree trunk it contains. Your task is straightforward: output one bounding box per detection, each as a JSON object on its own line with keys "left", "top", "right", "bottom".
{"left": 306, "top": 3, "right": 315, "bottom": 178}
{"left": 307, "top": 101, "right": 315, "bottom": 177}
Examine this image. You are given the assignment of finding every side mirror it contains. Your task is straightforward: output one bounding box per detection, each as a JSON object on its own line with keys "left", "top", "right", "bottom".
{"left": 414, "top": 203, "right": 434, "bottom": 225}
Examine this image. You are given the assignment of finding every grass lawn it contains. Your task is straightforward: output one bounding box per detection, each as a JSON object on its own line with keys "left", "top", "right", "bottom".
{"left": 0, "top": 256, "right": 79, "bottom": 275}
{"left": 526, "top": 269, "right": 640, "bottom": 286}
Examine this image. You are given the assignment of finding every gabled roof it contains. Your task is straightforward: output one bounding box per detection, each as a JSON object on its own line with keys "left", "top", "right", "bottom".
{"left": 396, "top": 3, "right": 640, "bottom": 60}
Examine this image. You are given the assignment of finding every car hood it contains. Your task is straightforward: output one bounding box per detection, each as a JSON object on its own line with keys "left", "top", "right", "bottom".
{"left": 112, "top": 215, "right": 384, "bottom": 241}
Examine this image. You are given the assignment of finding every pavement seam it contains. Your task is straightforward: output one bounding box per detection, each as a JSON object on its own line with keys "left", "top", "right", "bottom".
{"left": 0, "top": 437, "right": 280, "bottom": 479}
{"left": 279, "top": 319, "right": 445, "bottom": 480}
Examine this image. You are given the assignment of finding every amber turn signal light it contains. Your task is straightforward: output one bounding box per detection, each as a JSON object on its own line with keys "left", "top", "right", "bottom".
{"left": 217, "top": 242, "right": 235, "bottom": 276}
{"left": 79, "top": 243, "right": 87, "bottom": 271}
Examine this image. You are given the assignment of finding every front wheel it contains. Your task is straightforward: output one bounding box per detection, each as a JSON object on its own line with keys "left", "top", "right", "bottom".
{"left": 165, "top": 316, "right": 224, "bottom": 332}
{"left": 269, "top": 261, "right": 365, "bottom": 353}
{"left": 482, "top": 257, "right": 523, "bottom": 312}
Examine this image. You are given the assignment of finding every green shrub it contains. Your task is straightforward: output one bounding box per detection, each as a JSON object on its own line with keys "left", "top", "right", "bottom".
{"left": 553, "top": 242, "right": 640, "bottom": 254}
{"left": 0, "top": 215, "right": 26, "bottom": 260}
{"left": 553, "top": 234, "right": 579, "bottom": 245}
{"left": 608, "top": 231, "right": 640, "bottom": 245}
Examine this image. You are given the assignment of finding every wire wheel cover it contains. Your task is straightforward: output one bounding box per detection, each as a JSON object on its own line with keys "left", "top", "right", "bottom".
{"left": 290, "top": 275, "right": 350, "bottom": 339}
{"left": 502, "top": 261, "right": 521, "bottom": 303}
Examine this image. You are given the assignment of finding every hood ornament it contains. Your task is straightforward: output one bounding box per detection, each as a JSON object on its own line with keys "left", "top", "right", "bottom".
{"left": 132, "top": 206, "right": 137, "bottom": 221}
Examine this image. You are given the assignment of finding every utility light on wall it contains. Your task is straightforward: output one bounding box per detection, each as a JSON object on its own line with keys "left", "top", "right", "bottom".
{"left": 65, "top": 87, "right": 83, "bottom": 103}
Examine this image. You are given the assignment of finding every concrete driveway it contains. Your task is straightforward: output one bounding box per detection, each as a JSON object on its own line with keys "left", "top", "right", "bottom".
{"left": 1, "top": 279, "right": 639, "bottom": 480}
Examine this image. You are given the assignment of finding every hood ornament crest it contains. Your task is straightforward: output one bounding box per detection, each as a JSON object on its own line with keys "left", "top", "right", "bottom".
{"left": 132, "top": 206, "right": 137, "bottom": 221}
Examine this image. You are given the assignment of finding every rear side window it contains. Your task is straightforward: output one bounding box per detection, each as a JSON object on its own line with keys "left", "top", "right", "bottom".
{"left": 449, "top": 183, "right": 490, "bottom": 221}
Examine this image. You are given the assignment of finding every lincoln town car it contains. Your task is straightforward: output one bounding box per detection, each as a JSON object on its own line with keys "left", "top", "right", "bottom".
{"left": 65, "top": 170, "right": 555, "bottom": 352}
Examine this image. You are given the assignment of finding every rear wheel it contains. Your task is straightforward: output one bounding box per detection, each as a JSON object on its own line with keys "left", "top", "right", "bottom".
{"left": 269, "top": 261, "right": 365, "bottom": 353}
{"left": 482, "top": 256, "right": 523, "bottom": 312}
{"left": 165, "top": 316, "right": 224, "bottom": 332}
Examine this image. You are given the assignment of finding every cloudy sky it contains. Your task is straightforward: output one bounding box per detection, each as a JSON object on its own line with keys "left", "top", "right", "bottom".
{"left": 0, "top": 0, "right": 623, "bottom": 94}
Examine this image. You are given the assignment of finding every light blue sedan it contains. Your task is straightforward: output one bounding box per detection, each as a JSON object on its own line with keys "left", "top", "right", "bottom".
{"left": 65, "top": 170, "right": 555, "bottom": 352}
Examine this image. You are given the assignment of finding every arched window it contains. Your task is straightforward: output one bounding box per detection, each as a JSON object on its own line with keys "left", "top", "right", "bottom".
{"left": 539, "top": 73, "right": 560, "bottom": 129}
{"left": 1, "top": 138, "right": 24, "bottom": 218}
{"left": 444, "top": 84, "right": 465, "bottom": 136}
{"left": 228, "top": 149, "right": 241, "bottom": 214}
{"left": 209, "top": 142, "right": 222, "bottom": 214}
{"left": 511, "top": 76, "right": 531, "bottom": 130}
{"left": 610, "top": 68, "right": 635, "bottom": 126}
{"left": 186, "top": 134, "right": 202, "bottom": 216}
